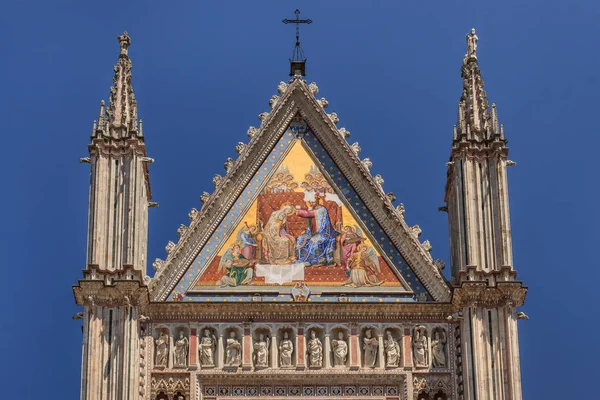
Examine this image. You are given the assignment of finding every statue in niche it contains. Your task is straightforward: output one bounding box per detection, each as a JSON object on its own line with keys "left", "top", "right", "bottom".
{"left": 362, "top": 329, "right": 379, "bottom": 368}
{"left": 154, "top": 332, "right": 169, "bottom": 367}
{"left": 383, "top": 330, "right": 400, "bottom": 367}
{"left": 431, "top": 328, "right": 447, "bottom": 368}
{"left": 307, "top": 330, "right": 323, "bottom": 368}
{"left": 225, "top": 331, "right": 242, "bottom": 366}
{"left": 173, "top": 331, "right": 189, "bottom": 367}
{"left": 253, "top": 333, "right": 270, "bottom": 368}
{"left": 412, "top": 326, "right": 428, "bottom": 367}
{"left": 331, "top": 331, "right": 348, "bottom": 367}
{"left": 199, "top": 329, "right": 217, "bottom": 367}
{"left": 279, "top": 331, "right": 294, "bottom": 367}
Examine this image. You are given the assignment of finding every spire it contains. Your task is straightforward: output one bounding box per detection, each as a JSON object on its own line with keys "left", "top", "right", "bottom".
{"left": 454, "top": 29, "right": 502, "bottom": 142}
{"left": 282, "top": 9, "right": 312, "bottom": 77}
{"left": 96, "top": 31, "right": 140, "bottom": 138}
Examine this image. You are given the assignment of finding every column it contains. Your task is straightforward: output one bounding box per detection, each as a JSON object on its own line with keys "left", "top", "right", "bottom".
{"left": 403, "top": 328, "right": 413, "bottom": 369}
{"left": 189, "top": 328, "right": 197, "bottom": 369}
{"left": 271, "top": 333, "right": 278, "bottom": 368}
{"left": 217, "top": 332, "right": 224, "bottom": 369}
{"left": 296, "top": 323, "right": 305, "bottom": 368}
{"left": 350, "top": 324, "right": 359, "bottom": 370}
{"left": 324, "top": 333, "right": 331, "bottom": 368}
{"left": 377, "top": 332, "right": 385, "bottom": 369}
{"left": 242, "top": 323, "right": 252, "bottom": 370}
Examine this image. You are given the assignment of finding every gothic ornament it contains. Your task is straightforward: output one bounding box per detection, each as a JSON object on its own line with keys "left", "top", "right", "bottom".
{"left": 235, "top": 142, "right": 246, "bottom": 155}
{"left": 269, "top": 95, "right": 280, "bottom": 108}
{"left": 277, "top": 81, "right": 288, "bottom": 94}
{"left": 224, "top": 157, "right": 235, "bottom": 173}
{"left": 247, "top": 126, "right": 258, "bottom": 139}
{"left": 152, "top": 258, "right": 164, "bottom": 271}
{"left": 338, "top": 127, "right": 350, "bottom": 138}
{"left": 307, "top": 82, "right": 319, "bottom": 95}
{"left": 318, "top": 97, "right": 329, "bottom": 108}
{"left": 362, "top": 157, "right": 372, "bottom": 171}
{"left": 176, "top": 224, "right": 187, "bottom": 237}
{"left": 350, "top": 142, "right": 361, "bottom": 156}
{"left": 200, "top": 192, "right": 211, "bottom": 204}
{"left": 328, "top": 112, "right": 339, "bottom": 125}
{"left": 188, "top": 208, "right": 198, "bottom": 221}
{"left": 165, "top": 241, "right": 176, "bottom": 254}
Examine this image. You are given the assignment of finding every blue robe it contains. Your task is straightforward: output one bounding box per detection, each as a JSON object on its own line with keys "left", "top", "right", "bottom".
{"left": 296, "top": 206, "right": 338, "bottom": 265}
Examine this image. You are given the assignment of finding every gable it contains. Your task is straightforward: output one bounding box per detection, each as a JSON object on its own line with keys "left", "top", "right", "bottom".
{"left": 149, "top": 78, "right": 451, "bottom": 302}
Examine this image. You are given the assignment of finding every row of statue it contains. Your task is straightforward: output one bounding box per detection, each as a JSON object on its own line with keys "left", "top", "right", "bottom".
{"left": 155, "top": 327, "right": 447, "bottom": 369}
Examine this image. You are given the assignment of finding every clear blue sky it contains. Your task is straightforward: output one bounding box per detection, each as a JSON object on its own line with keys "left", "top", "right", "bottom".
{"left": 1, "top": 1, "right": 598, "bottom": 398}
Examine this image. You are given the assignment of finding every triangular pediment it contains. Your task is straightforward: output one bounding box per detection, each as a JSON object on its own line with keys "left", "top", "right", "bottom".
{"left": 149, "top": 78, "right": 451, "bottom": 303}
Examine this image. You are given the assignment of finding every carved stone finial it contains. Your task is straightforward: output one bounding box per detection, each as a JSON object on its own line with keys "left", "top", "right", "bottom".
{"left": 338, "top": 127, "right": 350, "bottom": 138}
{"left": 328, "top": 113, "right": 339, "bottom": 125}
{"left": 235, "top": 142, "right": 246, "bottom": 155}
{"left": 258, "top": 112, "right": 269, "bottom": 125}
{"left": 466, "top": 28, "right": 478, "bottom": 58}
{"left": 386, "top": 192, "right": 396, "bottom": 203}
{"left": 374, "top": 174, "right": 384, "bottom": 188}
{"left": 410, "top": 225, "right": 422, "bottom": 238}
{"left": 308, "top": 82, "right": 319, "bottom": 96}
{"left": 396, "top": 203, "right": 405, "bottom": 218}
{"left": 177, "top": 224, "right": 187, "bottom": 237}
{"left": 188, "top": 208, "right": 198, "bottom": 221}
{"left": 200, "top": 192, "right": 211, "bottom": 204}
{"left": 362, "top": 158, "right": 372, "bottom": 171}
{"left": 80, "top": 157, "right": 91, "bottom": 164}
{"left": 421, "top": 240, "right": 432, "bottom": 252}
{"left": 247, "top": 126, "right": 258, "bottom": 139}
{"left": 318, "top": 97, "right": 329, "bottom": 108}
{"left": 165, "top": 241, "right": 175, "bottom": 254}
{"left": 224, "top": 157, "right": 235, "bottom": 173}
{"left": 269, "top": 95, "right": 279, "bottom": 108}
{"left": 117, "top": 31, "right": 131, "bottom": 56}
{"left": 212, "top": 174, "right": 223, "bottom": 187}
{"left": 433, "top": 259, "right": 445, "bottom": 271}
{"left": 506, "top": 160, "right": 516, "bottom": 166}
{"left": 277, "top": 81, "right": 288, "bottom": 94}
{"left": 350, "top": 142, "right": 361, "bottom": 156}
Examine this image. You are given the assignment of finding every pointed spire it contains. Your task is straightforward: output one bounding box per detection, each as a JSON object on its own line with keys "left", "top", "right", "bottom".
{"left": 454, "top": 28, "right": 499, "bottom": 142}
{"left": 105, "top": 31, "right": 139, "bottom": 138}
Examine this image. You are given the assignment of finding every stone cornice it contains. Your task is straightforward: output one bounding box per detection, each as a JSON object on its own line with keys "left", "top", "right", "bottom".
{"left": 452, "top": 281, "right": 527, "bottom": 308}
{"left": 73, "top": 279, "right": 150, "bottom": 309}
{"left": 149, "top": 78, "right": 451, "bottom": 303}
{"left": 144, "top": 302, "right": 456, "bottom": 322}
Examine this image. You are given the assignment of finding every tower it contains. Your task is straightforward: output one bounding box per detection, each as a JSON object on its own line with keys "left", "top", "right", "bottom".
{"left": 73, "top": 31, "right": 152, "bottom": 400}
{"left": 444, "top": 29, "right": 527, "bottom": 400}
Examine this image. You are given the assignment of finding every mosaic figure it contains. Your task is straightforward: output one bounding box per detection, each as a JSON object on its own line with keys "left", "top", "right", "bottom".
{"left": 343, "top": 245, "right": 384, "bottom": 287}
{"left": 237, "top": 224, "right": 258, "bottom": 260}
{"left": 216, "top": 244, "right": 255, "bottom": 287}
{"left": 261, "top": 203, "right": 297, "bottom": 264}
{"left": 340, "top": 225, "right": 365, "bottom": 268}
{"left": 296, "top": 195, "right": 338, "bottom": 266}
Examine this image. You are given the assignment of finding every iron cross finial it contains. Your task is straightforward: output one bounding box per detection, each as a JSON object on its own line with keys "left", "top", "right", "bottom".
{"left": 283, "top": 9, "right": 312, "bottom": 60}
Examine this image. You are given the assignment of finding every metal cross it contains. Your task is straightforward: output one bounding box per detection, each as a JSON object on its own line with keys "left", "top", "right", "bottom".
{"left": 282, "top": 9, "right": 312, "bottom": 60}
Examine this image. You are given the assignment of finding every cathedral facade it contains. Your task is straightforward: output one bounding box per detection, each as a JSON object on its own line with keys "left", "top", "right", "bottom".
{"left": 73, "top": 29, "right": 527, "bottom": 400}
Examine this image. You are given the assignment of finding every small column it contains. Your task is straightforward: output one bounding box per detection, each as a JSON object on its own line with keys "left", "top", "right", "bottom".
{"left": 217, "top": 332, "right": 224, "bottom": 369}
{"left": 270, "top": 333, "right": 278, "bottom": 368}
{"left": 324, "top": 333, "right": 331, "bottom": 368}
{"left": 189, "top": 328, "right": 197, "bottom": 369}
{"left": 377, "top": 332, "right": 385, "bottom": 369}
{"left": 242, "top": 322, "right": 252, "bottom": 370}
{"left": 403, "top": 328, "right": 413, "bottom": 369}
{"left": 296, "top": 323, "right": 305, "bottom": 369}
{"left": 349, "top": 324, "right": 360, "bottom": 370}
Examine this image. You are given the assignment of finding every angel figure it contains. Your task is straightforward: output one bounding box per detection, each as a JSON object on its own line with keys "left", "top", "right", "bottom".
{"left": 339, "top": 225, "right": 365, "bottom": 268}
{"left": 237, "top": 223, "right": 258, "bottom": 260}
{"left": 199, "top": 329, "right": 217, "bottom": 367}
{"left": 253, "top": 333, "right": 270, "bottom": 368}
{"left": 342, "top": 244, "right": 384, "bottom": 288}
{"left": 216, "top": 244, "right": 256, "bottom": 287}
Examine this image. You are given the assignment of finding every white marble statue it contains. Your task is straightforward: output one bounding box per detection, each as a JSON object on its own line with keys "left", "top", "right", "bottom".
{"left": 279, "top": 331, "right": 294, "bottom": 367}
{"left": 331, "top": 331, "right": 348, "bottom": 367}
{"left": 307, "top": 330, "right": 323, "bottom": 368}
{"left": 384, "top": 330, "right": 400, "bottom": 367}
{"left": 467, "top": 28, "right": 478, "bottom": 56}
{"left": 173, "top": 331, "right": 189, "bottom": 367}
{"left": 253, "top": 333, "right": 270, "bottom": 368}
{"left": 413, "top": 327, "right": 428, "bottom": 367}
{"left": 431, "top": 329, "right": 447, "bottom": 368}
{"left": 155, "top": 332, "right": 169, "bottom": 367}
{"left": 225, "top": 331, "right": 242, "bottom": 366}
{"left": 199, "top": 329, "right": 217, "bottom": 367}
{"left": 363, "top": 329, "right": 379, "bottom": 368}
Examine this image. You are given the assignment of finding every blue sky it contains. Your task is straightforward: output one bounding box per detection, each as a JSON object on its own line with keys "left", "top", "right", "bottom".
{"left": 1, "top": 1, "right": 598, "bottom": 398}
